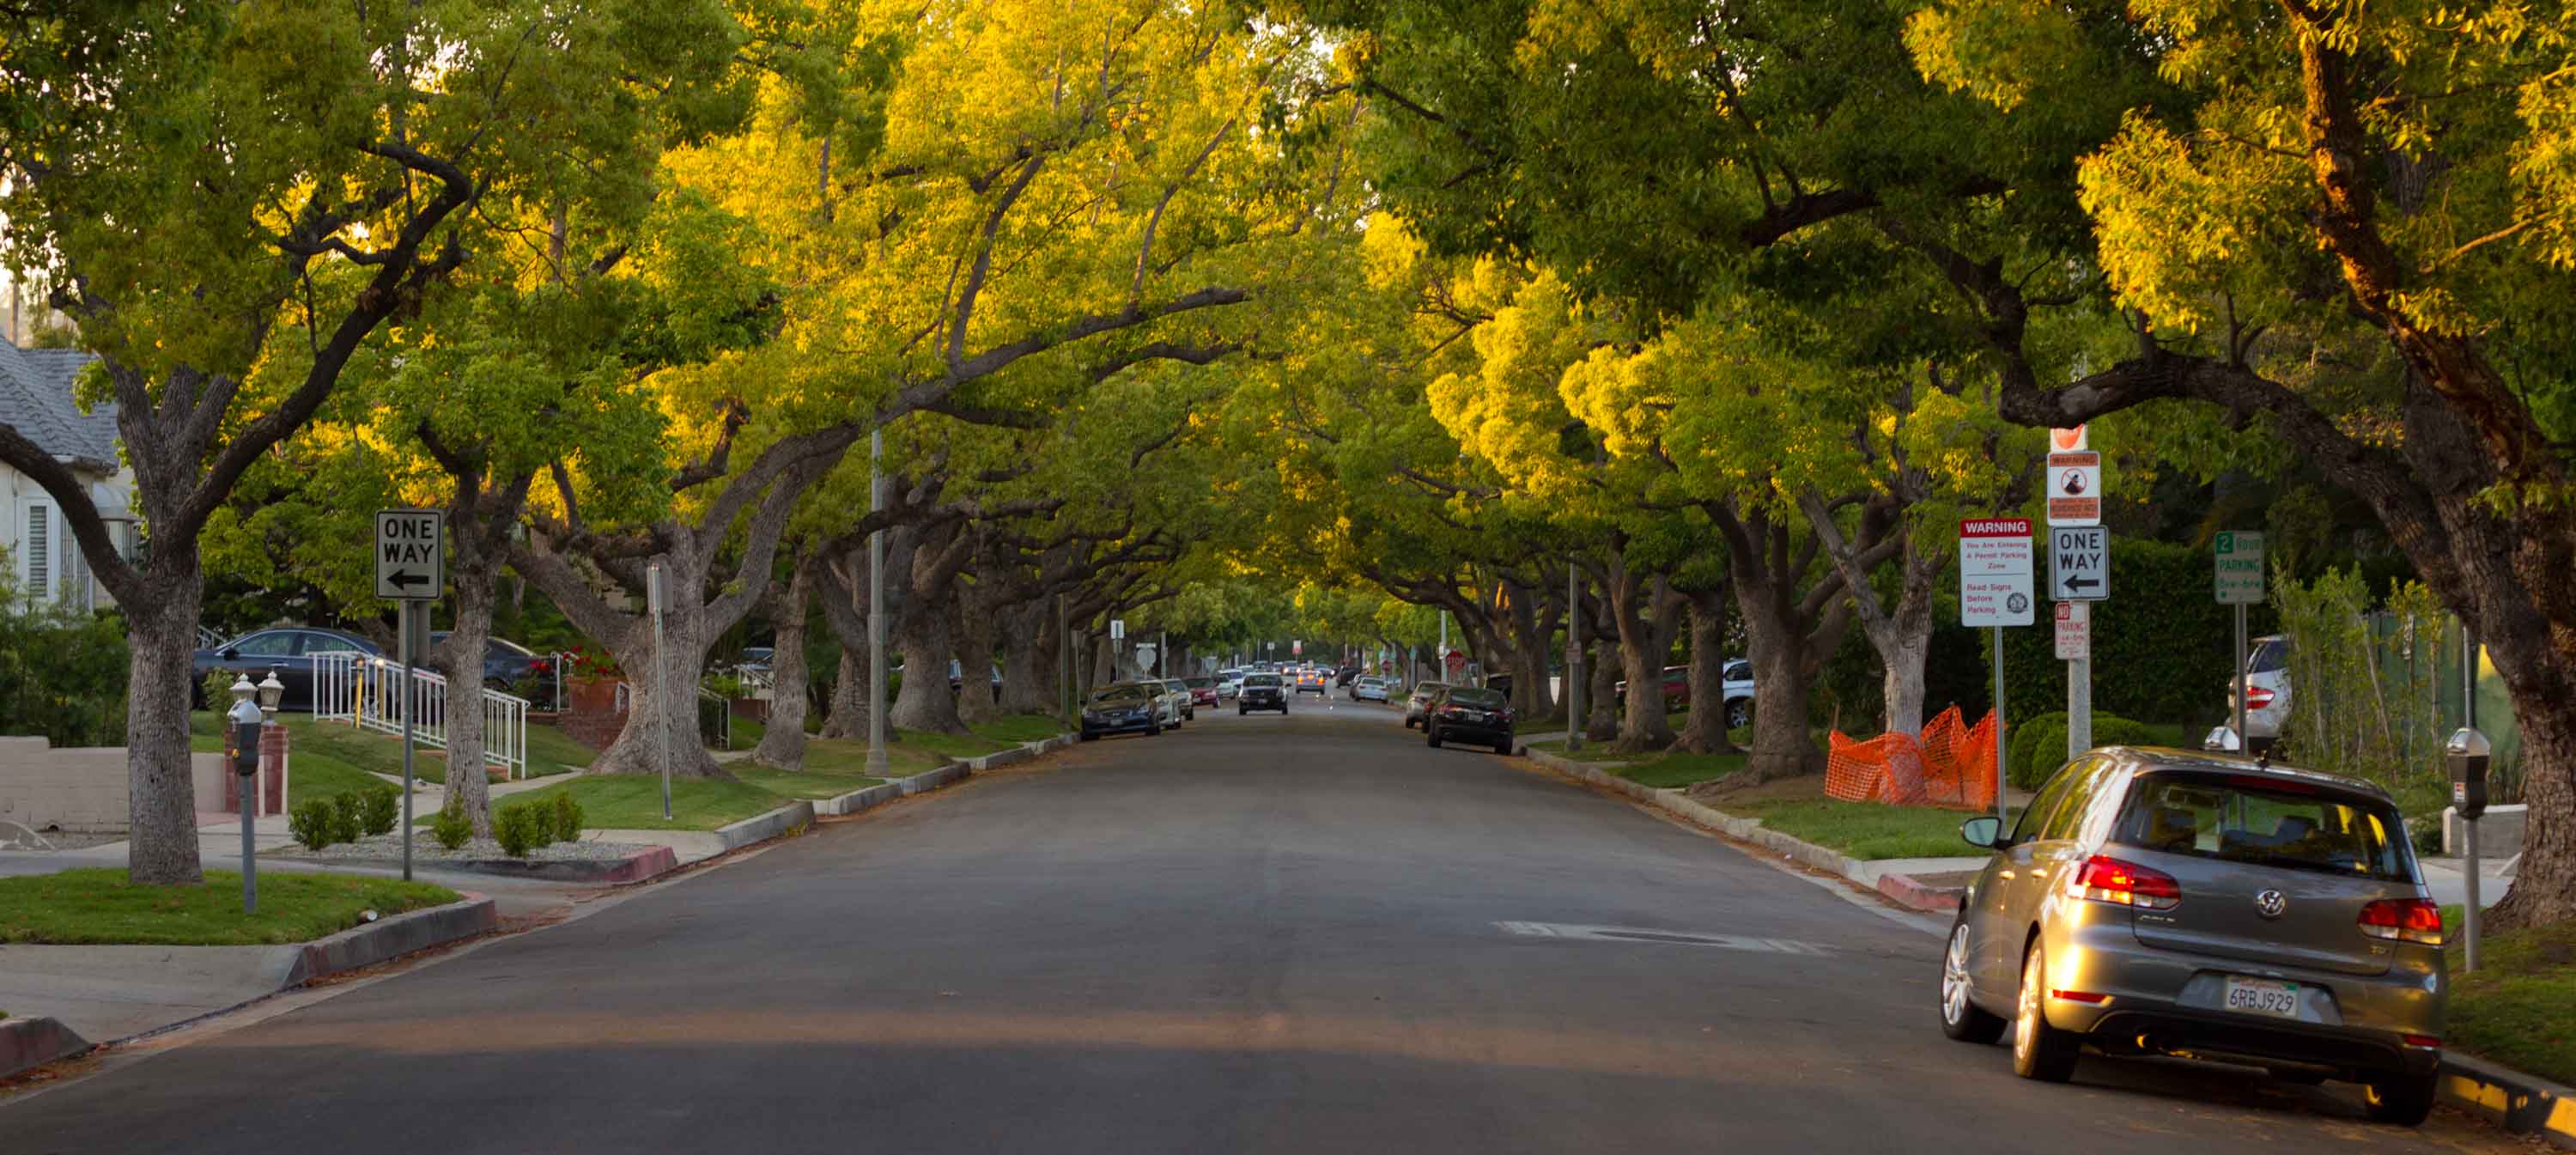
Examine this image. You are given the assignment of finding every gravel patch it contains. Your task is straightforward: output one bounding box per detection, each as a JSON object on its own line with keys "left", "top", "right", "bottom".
{"left": 265, "top": 830, "right": 662, "bottom": 864}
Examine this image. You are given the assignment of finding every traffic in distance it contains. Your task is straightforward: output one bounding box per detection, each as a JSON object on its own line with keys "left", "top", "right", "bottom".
{"left": 1077, "top": 660, "right": 1522, "bottom": 748}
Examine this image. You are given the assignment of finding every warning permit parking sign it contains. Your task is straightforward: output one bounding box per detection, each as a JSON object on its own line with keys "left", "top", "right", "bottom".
{"left": 1959, "top": 518, "right": 2035, "bottom": 628}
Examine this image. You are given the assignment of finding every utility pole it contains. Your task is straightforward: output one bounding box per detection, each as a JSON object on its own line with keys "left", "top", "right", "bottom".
{"left": 1566, "top": 561, "right": 1583, "bottom": 752}
{"left": 866, "top": 426, "right": 889, "bottom": 777}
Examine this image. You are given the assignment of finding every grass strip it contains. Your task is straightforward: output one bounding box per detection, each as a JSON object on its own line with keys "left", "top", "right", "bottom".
{"left": 2441, "top": 905, "right": 2576, "bottom": 1087}
{"left": 0, "top": 868, "right": 459, "bottom": 945}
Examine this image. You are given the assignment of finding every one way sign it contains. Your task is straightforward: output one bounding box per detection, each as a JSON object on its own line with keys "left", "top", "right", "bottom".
{"left": 375, "top": 508, "right": 445, "bottom": 601}
{"left": 2049, "top": 526, "right": 2109, "bottom": 602}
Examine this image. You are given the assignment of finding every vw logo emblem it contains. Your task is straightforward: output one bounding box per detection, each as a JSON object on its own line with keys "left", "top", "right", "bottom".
{"left": 2255, "top": 890, "right": 2287, "bottom": 919}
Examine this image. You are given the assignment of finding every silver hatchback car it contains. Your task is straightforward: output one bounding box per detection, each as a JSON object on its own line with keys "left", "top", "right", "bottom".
{"left": 1939, "top": 747, "right": 2445, "bottom": 1125}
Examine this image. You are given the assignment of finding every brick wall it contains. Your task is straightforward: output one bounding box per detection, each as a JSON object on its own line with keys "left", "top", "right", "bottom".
{"left": 0, "top": 736, "right": 228, "bottom": 833}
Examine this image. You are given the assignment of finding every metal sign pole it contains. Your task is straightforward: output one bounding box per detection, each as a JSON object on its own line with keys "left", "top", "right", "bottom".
{"left": 2232, "top": 603, "right": 2248, "bottom": 751}
{"left": 1566, "top": 561, "right": 1583, "bottom": 752}
{"left": 400, "top": 601, "right": 416, "bottom": 881}
{"left": 1992, "top": 625, "right": 2009, "bottom": 830}
{"left": 649, "top": 562, "right": 671, "bottom": 822}
{"left": 867, "top": 428, "right": 890, "bottom": 777}
{"left": 2464, "top": 625, "right": 2481, "bottom": 973}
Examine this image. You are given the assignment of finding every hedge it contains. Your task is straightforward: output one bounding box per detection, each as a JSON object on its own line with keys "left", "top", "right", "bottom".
{"left": 1818, "top": 538, "right": 2276, "bottom": 737}
{"left": 2008, "top": 710, "right": 2170, "bottom": 790}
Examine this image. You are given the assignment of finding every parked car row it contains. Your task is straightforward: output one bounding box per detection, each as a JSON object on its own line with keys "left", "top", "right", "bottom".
{"left": 1614, "top": 660, "right": 1758, "bottom": 729}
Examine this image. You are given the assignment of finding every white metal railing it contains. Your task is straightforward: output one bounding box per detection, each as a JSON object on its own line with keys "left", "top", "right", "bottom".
{"left": 312, "top": 651, "right": 531, "bottom": 780}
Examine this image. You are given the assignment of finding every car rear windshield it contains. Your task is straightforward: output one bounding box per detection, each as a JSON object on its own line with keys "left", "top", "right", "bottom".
{"left": 1446, "top": 687, "right": 1506, "bottom": 707}
{"left": 2112, "top": 773, "right": 2411, "bottom": 882}
{"left": 1244, "top": 674, "right": 1281, "bottom": 686}
{"left": 1089, "top": 685, "right": 1151, "bottom": 702}
{"left": 2246, "top": 639, "right": 2288, "bottom": 675}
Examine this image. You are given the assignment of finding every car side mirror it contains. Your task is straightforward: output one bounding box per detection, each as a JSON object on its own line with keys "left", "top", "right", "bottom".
{"left": 221, "top": 648, "right": 239, "bottom": 660}
{"left": 1960, "top": 816, "right": 2004, "bottom": 849}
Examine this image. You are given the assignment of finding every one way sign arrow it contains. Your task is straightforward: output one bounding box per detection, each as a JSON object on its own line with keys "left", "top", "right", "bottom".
{"left": 374, "top": 508, "right": 446, "bottom": 602}
{"left": 2049, "top": 525, "right": 2110, "bottom": 602}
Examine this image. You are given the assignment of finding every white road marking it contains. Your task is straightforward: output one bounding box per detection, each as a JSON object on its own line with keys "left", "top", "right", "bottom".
{"left": 1496, "top": 921, "right": 1827, "bottom": 955}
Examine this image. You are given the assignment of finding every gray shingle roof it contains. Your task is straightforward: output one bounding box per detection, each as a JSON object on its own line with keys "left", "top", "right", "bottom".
{"left": 0, "top": 339, "right": 112, "bottom": 470}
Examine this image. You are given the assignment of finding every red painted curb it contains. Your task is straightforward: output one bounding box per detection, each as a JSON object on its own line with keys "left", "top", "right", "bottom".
{"left": 1874, "top": 871, "right": 1963, "bottom": 915}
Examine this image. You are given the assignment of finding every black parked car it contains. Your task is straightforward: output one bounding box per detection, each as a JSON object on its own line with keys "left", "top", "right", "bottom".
{"left": 191, "top": 626, "right": 381, "bottom": 711}
{"left": 429, "top": 632, "right": 552, "bottom": 686}
{"left": 1237, "top": 672, "right": 1289, "bottom": 714}
{"left": 1425, "top": 684, "right": 1517, "bottom": 755}
{"left": 1078, "top": 683, "right": 1164, "bottom": 741}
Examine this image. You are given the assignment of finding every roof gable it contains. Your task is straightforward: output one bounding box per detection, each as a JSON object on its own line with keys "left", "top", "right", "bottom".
{"left": 0, "top": 339, "right": 112, "bottom": 469}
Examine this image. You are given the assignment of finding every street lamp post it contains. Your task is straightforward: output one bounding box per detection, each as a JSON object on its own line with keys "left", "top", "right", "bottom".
{"left": 867, "top": 426, "right": 890, "bottom": 778}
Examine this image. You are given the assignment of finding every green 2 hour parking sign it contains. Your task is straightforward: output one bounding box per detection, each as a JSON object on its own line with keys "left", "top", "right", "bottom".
{"left": 2215, "top": 531, "right": 2264, "bottom": 605}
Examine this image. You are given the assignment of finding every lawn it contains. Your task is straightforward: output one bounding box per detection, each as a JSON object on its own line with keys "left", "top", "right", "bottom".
{"left": 800, "top": 736, "right": 951, "bottom": 778}
{"left": 1728, "top": 796, "right": 2002, "bottom": 860}
{"left": 0, "top": 868, "right": 459, "bottom": 945}
{"left": 1615, "top": 751, "right": 1746, "bottom": 789}
{"left": 972, "top": 713, "right": 1068, "bottom": 744}
{"left": 461, "top": 775, "right": 797, "bottom": 832}
{"left": 1522, "top": 738, "right": 1640, "bottom": 764}
{"left": 189, "top": 712, "right": 588, "bottom": 805}
{"left": 191, "top": 711, "right": 391, "bottom": 809}
{"left": 2442, "top": 905, "right": 2576, "bottom": 1087}
{"left": 730, "top": 764, "right": 885, "bottom": 800}
{"left": 895, "top": 726, "right": 1012, "bottom": 760}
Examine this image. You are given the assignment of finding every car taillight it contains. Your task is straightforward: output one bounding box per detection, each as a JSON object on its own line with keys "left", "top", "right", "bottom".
{"left": 2359, "top": 898, "right": 2444, "bottom": 945}
{"left": 2069, "top": 854, "right": 2181, "bottom": 910}
{"left": 532, "top": 659, "right": 551, "bottom": 674}
{"left": 2244, "top": 686, "right": 2275, "bottom": 709}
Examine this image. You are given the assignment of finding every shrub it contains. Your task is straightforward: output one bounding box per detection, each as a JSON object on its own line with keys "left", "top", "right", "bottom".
{"left": 492, "top": 803, "right": 540, "bottom": 858}
{"left": 289, "top": 797, "right": 338, "bottom": 852}
{"left": 431, "top": 798, "right": 473, "bottom": 851}
{"left": 328, "top": 792, "right": 366, "bottom": 844}
{"left": 359, "top": 787, "right": 399, "bottom": 837}
{"left": 2011, "top": 712, "right": 2168, "bottom": 790}
{"left": 549, "top": 792, "right": 584, "bottom": 843}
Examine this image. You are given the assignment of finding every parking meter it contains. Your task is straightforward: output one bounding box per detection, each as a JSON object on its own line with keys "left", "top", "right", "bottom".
{"left": 2446, "top": 726, "right": 2490, "bottom": 820}
{"left": 227, "top": 697, "right": 263, "bottom": 777}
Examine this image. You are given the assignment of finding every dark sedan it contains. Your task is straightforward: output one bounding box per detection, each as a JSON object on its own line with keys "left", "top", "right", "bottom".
{"left": 1079, "top": 683, "right": 1164, "bottom": 741}
{"left": 1425, "top": 684, "right": 1517, "bottom": 755}
{"left": 191, "top": 626, "right": 381, "bottom": 711}
{"left": 1237, "top": 672, "right": 1289, "bottom": 714}
{"left": 430, "top": 632, "right": 551, "bottom": 686}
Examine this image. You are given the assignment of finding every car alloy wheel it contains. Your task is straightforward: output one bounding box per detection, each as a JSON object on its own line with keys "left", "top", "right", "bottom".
{"left": 1940, "top": 921, "right": 2005, "bottom": 1043}
{"left": 1726, "top": 699, "right": 1751, "bottom": 729}
{"left": 2011, "top": 941, "right": 2080, "bottom": 1082}
{"left": 1427, "top": 724, "right": 1443, "bottom": 749}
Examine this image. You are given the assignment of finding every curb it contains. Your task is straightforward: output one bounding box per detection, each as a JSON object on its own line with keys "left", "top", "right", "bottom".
{"left": 1523, "top": 748, "right": 1960, "bottom": 915}
{"left": 812, "top": 781, "right": 906, "bottom": 817}
{"left": 279, "top": 892, "right": 501, "bottom": 988}
{"left": 887, "top": 763, "right": 969, "bottom": 796}
{"left": 964, "top": 746, "right": 1030, "bottom": 772}
{"left": 714, "top": 799, "right": 815, "bottom": 852}
{"left": 0, "top": 1015, "right": 91, "bottom": 1080}
{"left": 267, "top": 845, "right": 681, "bottom": 886}
{"left": 2441, "top": 1052, "right": 2576, "bottom": 1149}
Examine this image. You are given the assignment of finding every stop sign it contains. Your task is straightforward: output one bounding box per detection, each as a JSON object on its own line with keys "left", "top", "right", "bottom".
{"left": 1443, "top": 649, "right": 1466, "bottom": 675}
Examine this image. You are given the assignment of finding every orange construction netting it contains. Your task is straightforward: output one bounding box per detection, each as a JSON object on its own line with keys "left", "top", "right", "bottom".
{"left": 1823, "top": 706, "right": 1999, "bottom": 812}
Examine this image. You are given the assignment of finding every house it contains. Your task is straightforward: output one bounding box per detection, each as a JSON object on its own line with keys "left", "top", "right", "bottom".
{"left": 0, "top": 337, "right": 137, "bottom": 611}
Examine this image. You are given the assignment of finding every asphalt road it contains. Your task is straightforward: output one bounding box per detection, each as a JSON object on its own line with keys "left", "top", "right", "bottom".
{"left": 1, "top": 698, "right": 2520, "bottom": 1153}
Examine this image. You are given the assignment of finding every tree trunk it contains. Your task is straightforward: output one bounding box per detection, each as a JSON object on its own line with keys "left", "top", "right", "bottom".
{"left": 1585, "top": 634, "right": 1619, "bottom": 743}
{"left": 999, "top": 601, "right": 1055, "bottom": 714}
{"left": 755, "top": 558, "right": 812, "bottom": 769}
{"left": 1674, "top": 588, "right": 1740, "bottom": 756}
{"left": 587, "top": 605, "right": 726, "bottom": 779}
{"left": 821, "top": 646, "right": 867, "bottom": 739}
{"left": 952, "top": 587, "right": 1001, "bottom": 727}
{"left": 125, "top": 563, "right": 206, "bottom": 885}
{"left": 890, "top": 589, "right": 963, "bottom": 733}
{"left": 436, "top": 568, "right": 501, "bottom": 836}
{"left": 1607, "top": 554, "right": 1683, "bottom": 753}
